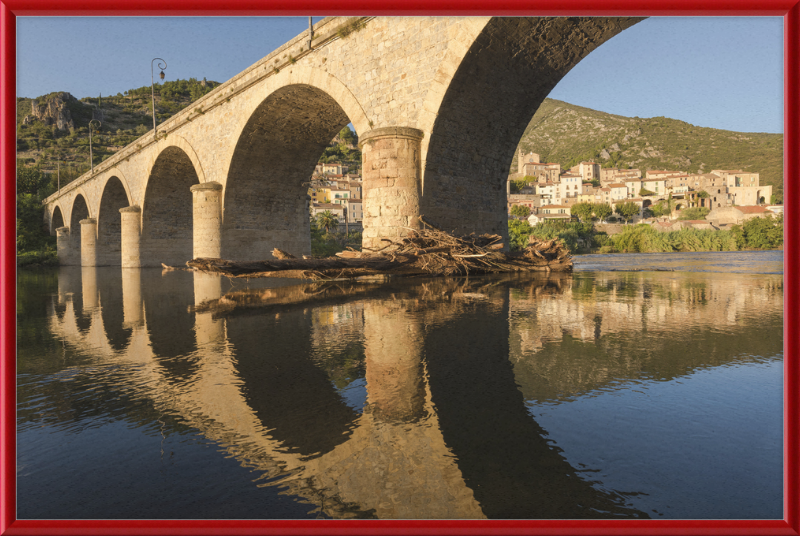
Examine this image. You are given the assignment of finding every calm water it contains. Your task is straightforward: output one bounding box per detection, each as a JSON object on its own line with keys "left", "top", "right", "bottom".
{"left": 16, "top": 251, "right": 784, "bottom": 520}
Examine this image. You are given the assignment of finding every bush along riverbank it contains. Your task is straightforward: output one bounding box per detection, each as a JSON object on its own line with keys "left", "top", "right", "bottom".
{"left": 509, "top": 215, "right": 783, "bottom": 255}
{"left": 17, "top": 163, "right": 58, "bottom": 267}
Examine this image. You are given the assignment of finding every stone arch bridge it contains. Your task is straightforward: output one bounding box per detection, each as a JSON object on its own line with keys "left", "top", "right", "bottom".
{"left": 43, "top": 16, "right": 642, "bottom": 267}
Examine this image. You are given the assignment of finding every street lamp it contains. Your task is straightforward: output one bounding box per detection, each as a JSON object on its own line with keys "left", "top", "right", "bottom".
{"left": 88, "top": 119, "right": 101, "bottom": 173}
{"left": 151, "top": 58, "right": 167, "bottom": 137}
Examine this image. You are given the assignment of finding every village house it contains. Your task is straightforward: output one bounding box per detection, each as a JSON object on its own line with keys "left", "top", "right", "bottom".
{"left": 577, "top": 191, "right": 601, "bottom": 204}
{"left": 537, "top": 204, "right": 572, "bottom": 220}
{"left": 328, "top": 187, "right": 351, "bottom": 205}
{"left": 570, "top": 161, "right": 600, "bottom": 182}
{"left": 646, "top": 170, "right": 685, "bottom": 180}
{"left": 309, "top": 186, "right": 332, "bottom": 204}
{"left": 640, "top": 178, "right": 666, "bottom": 197}
{"left": 311, "top": 202, "right": 346, "bottom": 220}
{"left": 508, "top": 194, "right": 542, "bottom": 212}
{"left": 559, "top": 173, "right": 582, "bottom": 202}
{"left": 322, "top": 162, "right": 349, "bottom": 175}
{"left": 518, "top": 150, "right": 540, "bottom": 171}
{"left": 709, "top": 170, "right": 772, "bottom": 206}
{"left": 348, "top": 182, "right": 362, "bottom": 199}
{"left": 608, "top": 183, "right": 628, "bottom": 202}
{"left": 536, "top": 182, "right": 558, "bottom": 204}
{"left": 506, "top": 148, "right": 776, "bottom": 228}
{"left": 600, "top": 167, "right": 642, "bottom": 182}
{"left": 706, "top": 205, "right": 775, "bottom": 226}
{"left": 345, "top": 199, "right": 363, "bottom": 223}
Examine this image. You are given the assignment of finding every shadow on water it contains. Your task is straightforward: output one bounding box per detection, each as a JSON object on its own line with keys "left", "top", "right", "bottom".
{"left": 17, "top": 266, "right": 783, "bottom": 520}
{"left": 197, "top": 273, "right": 650, "bottom": 518}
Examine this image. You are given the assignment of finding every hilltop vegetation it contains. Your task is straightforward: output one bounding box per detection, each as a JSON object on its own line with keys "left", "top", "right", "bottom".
{"left": 516, "top": 98, "right": 783, "bottom": 198}
{"left": 16, "top": 78, "right": 220, "bottom": 182}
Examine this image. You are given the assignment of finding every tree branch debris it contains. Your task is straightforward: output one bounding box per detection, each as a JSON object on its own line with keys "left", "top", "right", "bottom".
{"left": 185, "top": 225, "right": 572, "bottom": 281}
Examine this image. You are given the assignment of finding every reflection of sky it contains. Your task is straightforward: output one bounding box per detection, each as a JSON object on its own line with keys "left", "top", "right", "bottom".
{"left": 336, "top": 377, "right": 368, "bottom": 413}
{"left": 18, "top": 266, "right": 785, "bottom": 520}
{"left": 528, "top": 359, "right": 783, "bottom": 519}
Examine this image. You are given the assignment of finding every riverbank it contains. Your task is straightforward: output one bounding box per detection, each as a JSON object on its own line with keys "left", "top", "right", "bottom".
{"left": 510, "top": 217, "right": 783, "bottom": 255}
{"left": 17, "top": 248, "right": 58, "bottom": 267}
{"left": 572, "top": 249, "right": 783, "bottom": 274}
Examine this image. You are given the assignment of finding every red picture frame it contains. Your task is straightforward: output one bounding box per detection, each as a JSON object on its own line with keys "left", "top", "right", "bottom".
{"left": 1, "top": 2, "right": 798, "bottom": 535}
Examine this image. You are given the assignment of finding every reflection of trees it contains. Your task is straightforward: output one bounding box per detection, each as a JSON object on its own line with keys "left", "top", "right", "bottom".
{"left": 509, "top": 272, "right": 783, "bottom": 404}
{"left": 20, "top": 268, "right": 781, "bottom": 520}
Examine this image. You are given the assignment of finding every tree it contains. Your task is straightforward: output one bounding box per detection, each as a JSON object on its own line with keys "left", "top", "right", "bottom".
{"left": 339, "top": 126, "right": 357, "bottom": 145}
{"left": 508, "top": 219, "right": 533, "bottom": 250}
{"left": 614, "top": 201, "right": 640, "bottom": 224}
{"left": 649, "top": 198, "right": 675, "bottom": 218}
{"left": 510, "top": 204, "right": 531, "bottom": 218}
{"left": 571, "top": 202, "right": 594, "bottom": 223}
{"left": 593, "top": 203, "right": 613, "bottom": 223}
{"left": 639, "top": 188, "right": 656, "bottom": 196}
{"left": 17, "top": 164, "right": 51, "bottom": 196}
{"left": 677, "top": 207, "right": 710, "bottom": 220}
{"left": 695, "top": 190, "right": 710, "bottom": 198}
{"left": 316, "top": 210, "right": 339, "bottom": 233}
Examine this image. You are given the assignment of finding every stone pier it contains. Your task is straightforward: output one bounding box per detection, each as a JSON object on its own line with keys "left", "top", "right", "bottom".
{"left": 81, "top": 266, "right": 98, "bottom": 310}
{"left": 193, "top": 271, "right": 224, "bottom": 345}
{"left": 363, "top": 301, "right": 426, "bottom": 423}
{"left": 191, "top": 182, "right": 223, "bottom": 260}
{"left": 80, "top": 218, "right": 97, "bottom": 267}
{"left": 119, "top": 206, "right": 142, "bottom": 268}
{"left": 122, "top": 268, "right": 144, "bottom": 328}
{"left": 360, "top": 127, "right": 423, "bottom": 251}
{"left": 56, "top": 227, "right": 76, "bottom": 266}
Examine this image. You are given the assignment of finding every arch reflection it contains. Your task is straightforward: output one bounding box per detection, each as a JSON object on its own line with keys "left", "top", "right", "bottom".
{"left": 42, "top": 268, "right": 782, "bottom": 519}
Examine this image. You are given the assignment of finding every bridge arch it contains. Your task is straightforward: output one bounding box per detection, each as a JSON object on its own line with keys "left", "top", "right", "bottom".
{"left": 49, "top": 204, "right": 65, "bottom": 235}
{"left": 140, "top": 145, "right": 201, "bottom": 267}
{"left": 67, "top": 190, "right": 91, "bottom": 265}
{"left": 221, "top": 72, "right": 368, "bottom": 260}
{"left": 153, "top": 134, "right": 207, "bottom": 186}
{"left": 418, "top": 17, "right": 643, "bottom": 239}
{"left": 96, "top": 173, "right": 133, "bottom": 266}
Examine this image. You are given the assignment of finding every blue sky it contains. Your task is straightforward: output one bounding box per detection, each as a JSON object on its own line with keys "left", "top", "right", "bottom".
{"left": 16, "top": 16, "right": 784, "bottom": 134}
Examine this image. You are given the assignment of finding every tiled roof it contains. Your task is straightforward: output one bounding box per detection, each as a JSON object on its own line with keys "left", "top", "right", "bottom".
{"left": 736, "top": 206, "right": 771, "bottom": 214}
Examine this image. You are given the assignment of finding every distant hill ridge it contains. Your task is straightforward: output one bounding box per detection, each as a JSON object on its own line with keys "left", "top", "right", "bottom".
{"left": 516, "top": 98, "right": 783, "bottom": 197}
{"left": 17, "top": 87, "right": 783, "bottom": 199}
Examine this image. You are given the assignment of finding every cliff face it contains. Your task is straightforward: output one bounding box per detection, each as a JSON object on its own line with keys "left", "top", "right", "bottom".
{"left": 23, "top": 92, "right": 76, "bottom": 131}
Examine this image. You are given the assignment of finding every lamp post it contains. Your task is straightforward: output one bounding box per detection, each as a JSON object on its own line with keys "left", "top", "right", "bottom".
{"left": 151, "top": 58, "right": 167, "bottom": 137}
{"left": 88, "top": 119, "right": 101, "bottom": 174}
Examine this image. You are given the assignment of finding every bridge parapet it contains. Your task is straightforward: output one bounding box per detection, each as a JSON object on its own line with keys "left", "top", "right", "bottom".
{"left": 42, "top": 16, "right": 370, "bottom": 207}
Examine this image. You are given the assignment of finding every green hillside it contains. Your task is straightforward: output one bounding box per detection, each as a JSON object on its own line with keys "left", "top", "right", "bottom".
{"left": 16, "top": 78, "right": 220, "bottom": 184}
{"left": 16, "top": 77, "right": 361, "bottom": 186}
{"left": 516, "top": 98, "right": 783, "bottom": 199}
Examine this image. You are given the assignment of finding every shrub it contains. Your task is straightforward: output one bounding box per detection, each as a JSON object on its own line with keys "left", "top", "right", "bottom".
{"left": 677, "top": 207, "right": 710, "bottom": 220}
{"left": 510, "top": 204, "right": 531, "bottom": 218}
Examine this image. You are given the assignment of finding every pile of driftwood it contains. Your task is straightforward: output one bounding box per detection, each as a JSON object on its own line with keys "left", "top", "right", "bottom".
{"left": 185, "top": 227, "right": 572, "bottom": 281}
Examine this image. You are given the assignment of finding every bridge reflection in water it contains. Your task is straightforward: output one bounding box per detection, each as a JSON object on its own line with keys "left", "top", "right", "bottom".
{"left": 40, "top": 267, "right": 782, "bottom": 520}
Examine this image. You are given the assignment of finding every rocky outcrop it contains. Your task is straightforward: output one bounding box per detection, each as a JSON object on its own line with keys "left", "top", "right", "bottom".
{"left": 23, "top": 92, "right": 76, "bottom": 131}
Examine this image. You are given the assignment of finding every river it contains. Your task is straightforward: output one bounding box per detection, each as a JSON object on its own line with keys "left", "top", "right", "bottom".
{"left": 16, "top": 250, "right": 784, "bottom": 520}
